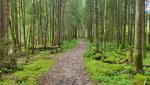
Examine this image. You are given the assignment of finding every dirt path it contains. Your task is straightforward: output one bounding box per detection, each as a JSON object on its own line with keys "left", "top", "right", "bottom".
{"left": 37, "top": 40, "right": 94, "bottom": 85}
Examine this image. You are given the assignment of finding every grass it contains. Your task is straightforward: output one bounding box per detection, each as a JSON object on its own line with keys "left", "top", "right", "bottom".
{"left": 62, "top": 39, "right": 78, "bottom": 51}
{"left": 0, "top": 51, "right": 54, "bottom": 85}
{"left": 84, "top": 42, "right": 150, "bottom": 85}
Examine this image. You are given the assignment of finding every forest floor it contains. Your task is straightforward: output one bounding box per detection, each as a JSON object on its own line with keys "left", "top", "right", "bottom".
{"left": 37, "top": 39, "right": 94, "bottom": 85}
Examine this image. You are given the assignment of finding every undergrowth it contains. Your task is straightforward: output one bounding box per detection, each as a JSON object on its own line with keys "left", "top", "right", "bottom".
{"left": 85, "top": 58, "right": 133, "bottom": 85}
{"left": 0, "top": 39, "right": 78, "bottom": 85}
{"left": 84, "top": 42, "right": 150, "bottom": 85}
{"left": 62, "top": 39, "right": 78, "bottom": 51}
{"left": 49, "top": 39, "right": 78, "bottom": 54}
{"left": 0, "top": 51, "right": 54, "bottom": 85}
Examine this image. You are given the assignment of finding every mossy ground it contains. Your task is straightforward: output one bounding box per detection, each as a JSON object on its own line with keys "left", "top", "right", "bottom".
{"left": 62, "top": 39, "right": 78, "bottom": 51}
{"left": 0, "top": 51, "right": 54, "bottom": 85}
{"left": 84, "top": 42, "right": 150, "bottom": 85}
{"left": 0, "top": 39, "right": 78, "bottom": 85}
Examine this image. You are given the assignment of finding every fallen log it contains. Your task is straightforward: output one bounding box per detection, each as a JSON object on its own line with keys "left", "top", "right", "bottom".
{"left": 143, "top": 64, "right": 150, "bottom": 68}
{"left": 144, "top": 70, "right": 150, "bottom": 73}
{"left": 29, "top": 46, "right": 60, "bottom": 51}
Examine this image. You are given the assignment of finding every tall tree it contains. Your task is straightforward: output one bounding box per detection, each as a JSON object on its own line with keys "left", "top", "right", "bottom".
{"left": 0, "top": 0, "right": 8, "bottom": 66}
{"left": 95, "top": 0, "right": 99, "bottom": 52}
{"left": 134, "top": 0, "right": 144, "bottom": 74}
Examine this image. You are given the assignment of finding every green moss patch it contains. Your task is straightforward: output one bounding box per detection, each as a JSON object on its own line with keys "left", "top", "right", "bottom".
{"left": 62, "top": 39, "right": 78, "bottom": 51}
{"left": 84, "top": 58, "right": 133, "bottom": 85}
{"left": 0, "top": 51, "right": 54, "bottom": 85}
{"left": 84, "top": 43, "right": 135, "bottom": 85}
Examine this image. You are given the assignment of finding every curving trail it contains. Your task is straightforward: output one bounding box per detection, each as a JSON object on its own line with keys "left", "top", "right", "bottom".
{"left": 37, "top": 40, "right": 94, "bottom": 85}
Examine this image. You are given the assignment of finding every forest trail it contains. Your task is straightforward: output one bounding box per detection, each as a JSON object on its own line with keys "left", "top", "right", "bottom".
{"left": 37, "top": 39, "right": 94, "bottom": 85}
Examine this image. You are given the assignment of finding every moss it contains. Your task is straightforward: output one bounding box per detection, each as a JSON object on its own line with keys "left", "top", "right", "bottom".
{"left": 94, "top": 53, "right": 106, "bottom": 60}
{"left": 102, "top": 58, "right": 116, "bottom": 64}
{"left": 133, "top": 74, "right": 147, "bottom": 85}
{"left": 84, "top": 58, "right": 133, "bottom": 85}
{"left": 0, "top": 51, "right": 54, "bottom": 85}
{"left": 84, "top": 42, "right": 134, "bottom": 85}
{"left": 62, "top": 39, "right": 78, "bottom": 51}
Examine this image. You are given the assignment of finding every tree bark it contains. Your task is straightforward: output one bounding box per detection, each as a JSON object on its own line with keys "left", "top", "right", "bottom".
{"left": 134, "top": 0, "right": 144, "bottom": 74}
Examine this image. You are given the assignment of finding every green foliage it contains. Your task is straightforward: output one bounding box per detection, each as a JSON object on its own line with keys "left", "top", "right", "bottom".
{"left": 147, "top": 45, "right": 150, "bottom": 51}
{"left": 84, "top": 43, "right": 128, "bottom": 64}
{"left": 50, "top": 39, "right": 78, "bottom": 54}
{"left": 84, "top": 43, "right": 95, "bottom": 58}
{"left": 133, "top": 74, "right": 147, "bottom": 85}
{"left": 143, "top": 52, "right": 150, "bottom": 64}
{"left": 102, "top": 57, "right": 116, "bottom": 64}
{"left": 62, "top": 39, "right": 78, "bottom": 51}
{"left": 0, "top": 51, "right": 54, "bottom": 85}
{"left": 84, "top": 43, "right": 106, "bottom": 60}
{"left": 0, "top": 66, "right": 23, "bottom": 74}
{"left": 84, "top": 58, "right": 133, "bottom": 85}
{"left": 84, "top": 42, "right": 134, "bottom": 85}
{"left": 94, "top": 53, "right": 105, "bottom": 60}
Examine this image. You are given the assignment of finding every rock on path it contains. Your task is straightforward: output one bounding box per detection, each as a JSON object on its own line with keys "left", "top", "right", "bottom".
{"left": 37, "top": 40, "right": 94, "bottom": 85}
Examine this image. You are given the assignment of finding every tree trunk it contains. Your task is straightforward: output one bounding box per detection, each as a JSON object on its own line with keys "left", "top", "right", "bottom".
{"left": 134, "top": 0, "right": 144, "bottom": 74}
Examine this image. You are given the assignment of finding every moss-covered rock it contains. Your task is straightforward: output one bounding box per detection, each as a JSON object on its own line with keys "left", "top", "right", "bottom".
{"left": 94, "top": 53, "right": 106, "bottom": 60}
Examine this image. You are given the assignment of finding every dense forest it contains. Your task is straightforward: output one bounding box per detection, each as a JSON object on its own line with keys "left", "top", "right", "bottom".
{"left": 0, "top": 0, "right": 150, "bottom": 85}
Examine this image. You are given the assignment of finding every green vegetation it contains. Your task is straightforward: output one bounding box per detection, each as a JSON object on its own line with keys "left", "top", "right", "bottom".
{"left": 84, "top": 42, "right": 150, "bottom": 85}
{"left": 0, "top": 39, "right": 78, "bottom": 85}
{"left": 49, "top": 39, "right": 78, "bottom": 54}
{"left": 62, "top": 39, "right": 78, "bottom": 51}
{"left": 85, "top": 58, "right": 132, "bottom": 85}
{"left": 0, "top": 0, "right": 149, "bottom": 84}
{"left": 0, "top": 51, "right": 54, "bottom": 85}
{"left": 133, "top": 74, "right": 147, "bottom": 85}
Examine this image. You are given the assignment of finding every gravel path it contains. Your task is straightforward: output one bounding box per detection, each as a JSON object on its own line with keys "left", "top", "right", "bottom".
{"left": 36, "top": 40, "right": 94, "bottom": 85}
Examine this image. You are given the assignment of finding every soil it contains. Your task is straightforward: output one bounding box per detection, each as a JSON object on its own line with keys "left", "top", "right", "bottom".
{"left": 36, "top": 40, "right": 94, "bottom": 85}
